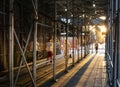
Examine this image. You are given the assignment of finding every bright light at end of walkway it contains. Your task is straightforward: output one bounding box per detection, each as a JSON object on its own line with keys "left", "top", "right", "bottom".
{"left": 98, "top": 25, "right": 107, "bottom": 33}
{"left": 99, "top": 16, "right": 106, "bottom": 20}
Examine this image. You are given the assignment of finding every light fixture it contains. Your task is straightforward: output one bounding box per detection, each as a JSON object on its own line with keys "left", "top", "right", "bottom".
{"left": 65, "top": 8, "right": 67, "bottom": 12}
{"left": 83, "top": 14, "right": 85, "bottom": 18}
{"left": 99, "top": 16, "right": 106, "bottom": 20}
{"left": 93, "top": 4, "right": 96, "bottom": 7}
{"left": 71, "top": 14, "right": 73, "bottom": 17}
{"left": 61, "top": 33, "right": 66, "bottom": 35}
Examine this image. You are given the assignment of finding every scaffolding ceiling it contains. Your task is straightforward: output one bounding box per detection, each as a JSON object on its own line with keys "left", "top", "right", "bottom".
{"left": 39, "top": 0, "right": 108, "bottom": 18}
{"left": 10, "top": 0, "right": 108, "bottom": 26}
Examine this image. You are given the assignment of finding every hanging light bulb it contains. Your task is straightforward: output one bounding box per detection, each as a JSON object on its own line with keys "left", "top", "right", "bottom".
{"left": 99, "top": 16, "right": 106, "bottom": 20}
{"left": 65, "top": 8, "right": 67, "bottom": 12}
{"left": 93, "top": 4, "right": 96, "bottom": 7}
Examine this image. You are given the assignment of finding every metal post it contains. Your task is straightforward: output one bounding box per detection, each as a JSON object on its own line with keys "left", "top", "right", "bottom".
{"left": 111, "top": 0, "right": 114, "bottom": 63}
{"left": 72, "top": 15, "right": 75, "bottom": 66}
{"left": 82, "top": 15, "right": 85, "bottom": 58}
{"left": 72, "top": 0, "right": 75, "bottom": 66}
{"left": 65, "top": 1, "right": 68, "bottom": 72}
{"left": 81, "top": 26, "right": 83, "bottom": 60}
{"left": 3, "top": 0, "right": 7, "bottom": 70}
{"left": 110, "top": 0, "right": 114, "bottom": 63}
{"left": 84, "top": 15, "right": 87, "bottom": 57}
{"left": 118, "top": 0, "right": 120, "bottom": 82}
{"left": 113, "top": 20, "right": 117, "bottom": 87}
{"left": 77, "top": 15, "right": 80, "bottom": 62}
{"left": 108, "top": 5, "right": 111, "bottom": 58}
{"left": 112, "top": 0, "right": 117, "bottom": 86}
{"left": 53, "top": 0, "right": 57, "bottom": 81}
{"left": 9, "top": 0, "right": 14, "bottom": 87}
{"left": 33, "top": 0, "right": 38, "bottom": 86}
{"left": 33, "top": 21, "right": 37, "bottom": 87}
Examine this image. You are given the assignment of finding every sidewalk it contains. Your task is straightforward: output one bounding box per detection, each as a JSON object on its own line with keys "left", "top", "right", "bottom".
{"left": 51, "top": 53, "right": 107, "bottom": 87}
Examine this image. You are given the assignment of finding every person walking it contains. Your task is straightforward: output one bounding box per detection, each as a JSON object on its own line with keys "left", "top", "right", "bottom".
{"left": 46, "top": 39, "right": 53, "bottom": 63}
{"left": 95, "top": 43, "right": 98, "bottom": 53}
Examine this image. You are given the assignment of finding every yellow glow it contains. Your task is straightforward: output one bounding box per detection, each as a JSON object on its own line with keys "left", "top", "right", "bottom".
{"left": 89, "top": 25, "right": 96, "bottom": 35}
{"left": 99, "top": 16, "right": 106, "bottom": 20}
{"left": 89, "top": 25, "right": 93, "bottom": 30}
{"left": 89, "top": 25, "right": 95, "bottom": 30}
{"left": 98, "top": 25, "right": 107, "bottom": 33}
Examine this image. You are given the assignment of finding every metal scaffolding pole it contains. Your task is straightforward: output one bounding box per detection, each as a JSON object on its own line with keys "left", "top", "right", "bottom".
{"left": 72, "top": 0, "right": 75, "bottom": 66}
{"left": 82, "top": 15, "right": 86, "bottom": 58}
{"left": 9, "top": 0, "right": 14, "bottom": 87}
{"left": 65, "top": 1, "right": 68, "bottom": 72}
{"left": 31, "top": 0, "right": 38, "bottom": 18}
{"left": 33, "top": 21, "right": 37, "bottom": 86}
{"left": 84, "top": 15, "right": 87, "bottom": 57}
{"left": 112, "top": 0, "right": 117, "bottom": 87}
{"left": 3, "top": 0, "right": 7, "bottom": 70}
{"left": 113, "top": 19, "right": 117, "bottom": 87}
{"left": 65, "top": 8, "right": 68, "bottom": 72}
{"left": 113, "top": 2, "right": 120, "bottom": 87}
{"left": 81, "top": 26, "right": 83, "bottom": 60}
{"left": 33, "top": 0, "right": 38, "bottom": 86}
{"left": 53, "top": 0, "right": 57, "bottom": 81}
{"left": 77, "top": 15, "right": 80, "bottom": 62}
{"left": 111, "top": 0, "right": 114, "bottom": 62}
{"left": 118, "top": 0, "right": 120, "bottom": 83}
{"left": 72, "top": 15, "right": 75, "bottom": 66}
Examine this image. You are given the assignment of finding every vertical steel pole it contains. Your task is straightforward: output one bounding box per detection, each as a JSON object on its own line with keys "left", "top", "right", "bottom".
{"left": 113, "top": 19, "right": 117, "bottom": 87}
{"left": 72, "top": 15, "right": 75, "bottom": 66}
{"left": 33, "top": 0, "right": 38, "bottom": 86}
{"left": 108, "top": 0, "right": 111, "bottom": 59}
{"left": 65, "top": 1, "right": 68, "bottom": 72}
{"left": 3, "top": 0, "right": 7, "bottom": 70}
{"left": 110, "top": 0, "right": 114, "bottom": 63}
{"left": 77, "top": 15, "right": 80, "bottom": 62}
{"left": 53, "top": 0, "right": 57, "bottom": 81}
{"left": 83, "top": 15, "right": 85, "bottom": 58}
{"left": 72, "top": 0, "right": 75, "bottom": 66}
{"left": 109, "top": 0, "right": 114, "bottom": 85}
{"left": 33, "top": 20, "right": 37, "bottom": 87}
{"left": 9, "top": 0, "right": 14, "bottom": 87}
{"left": 118, "top": 0, "right": 120, "bottom": 81}
{"left": 113, "top": 0, "right": 117, "bottom": 86}
{"left": 116, "top": 0, "right": 119, "bottom": 86}
{"left": 81, "top": 26, "right": 83, "bottom": 60}
{"left": 84, "top": 15, "right": 87, "bottom": 57}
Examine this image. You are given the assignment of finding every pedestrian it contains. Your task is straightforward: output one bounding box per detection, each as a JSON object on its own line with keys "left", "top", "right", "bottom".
{"left": 46, "top": 39, "right": 53, "bottom": 63}
{"left": 95, "top": 43, "right": 98, "bottom": 53}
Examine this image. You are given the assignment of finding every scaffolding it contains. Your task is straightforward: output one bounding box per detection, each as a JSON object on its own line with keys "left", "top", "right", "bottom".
{"left": 0, "top": 0, "right": 96, "bottom": 86}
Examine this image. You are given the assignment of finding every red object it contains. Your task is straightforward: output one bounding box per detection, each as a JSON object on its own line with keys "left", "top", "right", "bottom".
{"left": 47, "top": 51, "right": 52, "bottom": 57}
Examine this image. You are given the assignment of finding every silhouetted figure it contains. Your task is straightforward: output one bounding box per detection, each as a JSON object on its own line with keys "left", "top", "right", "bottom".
{"left": 95, "top": 43, "right": 98, "bottom": 53}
